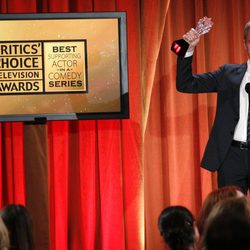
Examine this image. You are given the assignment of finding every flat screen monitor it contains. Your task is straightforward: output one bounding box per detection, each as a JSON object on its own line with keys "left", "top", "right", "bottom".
{"left": 0, "top": 12, "right": 129, "bottom": 122}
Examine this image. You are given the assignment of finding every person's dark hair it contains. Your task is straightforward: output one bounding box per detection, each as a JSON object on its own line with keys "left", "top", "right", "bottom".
{"left": 244, "top": 21, "right": 250, "bottom": 41}
{"left": 201, "top": 197, "right": 250, "bottom": 250}
{"left": 197, "top": 186, "right": 243, "bottom": 235}
{"left": 1, "top": 204, "right": 34, "bottom": 250}
{"left": 158, "top": 206, "right": 196, "bottom": 250}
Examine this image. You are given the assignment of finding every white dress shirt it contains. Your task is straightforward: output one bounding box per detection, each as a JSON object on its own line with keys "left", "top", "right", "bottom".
{"left": 233, "top": 60, "right": 250, "bottom": 142}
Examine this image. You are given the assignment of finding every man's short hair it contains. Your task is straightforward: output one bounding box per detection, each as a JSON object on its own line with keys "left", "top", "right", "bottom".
{"left": 244, "top": 21, "right": 250, "bottom": 41}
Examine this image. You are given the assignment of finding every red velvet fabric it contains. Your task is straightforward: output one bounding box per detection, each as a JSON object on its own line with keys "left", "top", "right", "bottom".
{"left": 0, "top": 0, "right": 142, "bottom": 249}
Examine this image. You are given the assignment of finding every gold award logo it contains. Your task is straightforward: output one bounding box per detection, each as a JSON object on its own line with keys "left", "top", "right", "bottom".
{"left": 0, "top": 40, "right": 87, "bottom": 95}
{"left": 44, "top": 40, "right": 87, "bottom": 93}
{"left": 0, "top": 42, "right": 43, "bottom": 94}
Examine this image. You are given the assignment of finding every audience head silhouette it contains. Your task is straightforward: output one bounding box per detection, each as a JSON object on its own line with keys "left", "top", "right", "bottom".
{"left": 1, "top": 204, "right": 34, "bottom": 250}
{"left": 201, "top": 197, "right": 250, "bottom": 250}
{"left": 0, "top": 217, "right": 9, "bottom": 250}
{"left": 158, "top": 206, "right": 198, "bottom": 250}
{"left": 197, "top": 186, "right": 244, "bottom": 235}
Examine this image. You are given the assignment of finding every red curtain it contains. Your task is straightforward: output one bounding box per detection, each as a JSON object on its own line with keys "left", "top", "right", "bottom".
{"left": 144, "top": 1, "right": 250, "bottom": 249}
{"left": 0, "top": 0, "right": 143, "bottom": 250}
{"left": 0, "top": 0, "right": 249, "bottom": 250}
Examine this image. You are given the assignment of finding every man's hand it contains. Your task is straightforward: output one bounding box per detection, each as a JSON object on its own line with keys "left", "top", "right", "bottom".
{"left": 183, "top": 17, "right": 213, "bottom": 51}
{"left": 183, "top": 28, "right": 200, "bottom": 49}
{"left": 171, "top": 17, "right": 213, "bottom": 57}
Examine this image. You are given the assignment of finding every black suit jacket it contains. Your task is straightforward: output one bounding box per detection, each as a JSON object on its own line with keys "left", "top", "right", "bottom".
{"left": 176, "top": 56, "right": 247, "bottom": 171}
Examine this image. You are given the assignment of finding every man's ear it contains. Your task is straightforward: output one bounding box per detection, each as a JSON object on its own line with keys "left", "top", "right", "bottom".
{"left": 244, "top": 41, "right": 250, "bottom": 56}
{"left": 244, "top": 40, "right": 247, "bottom": 51}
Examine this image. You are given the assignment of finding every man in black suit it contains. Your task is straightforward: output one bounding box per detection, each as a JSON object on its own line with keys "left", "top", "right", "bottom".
{"left": 177, "top": 20, "right": 250, "bottom": 194}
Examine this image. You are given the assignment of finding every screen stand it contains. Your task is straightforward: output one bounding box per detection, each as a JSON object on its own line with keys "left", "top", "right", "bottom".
{"left": 24, "top": 117, "right": 47, "bottom": 125}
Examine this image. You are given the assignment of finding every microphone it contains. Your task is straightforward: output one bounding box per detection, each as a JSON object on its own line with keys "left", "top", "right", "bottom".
{"left": 246, "top": 82, "right": 250, "bottom": 94}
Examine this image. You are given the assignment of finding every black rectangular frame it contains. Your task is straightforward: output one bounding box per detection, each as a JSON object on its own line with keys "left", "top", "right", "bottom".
{"left": 0, "top": 12, "right": 129, "bottom": 122}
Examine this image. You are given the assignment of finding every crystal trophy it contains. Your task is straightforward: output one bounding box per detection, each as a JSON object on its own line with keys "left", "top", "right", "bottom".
{"left": 171, "top": 17, "right": 213, "bottom": 57}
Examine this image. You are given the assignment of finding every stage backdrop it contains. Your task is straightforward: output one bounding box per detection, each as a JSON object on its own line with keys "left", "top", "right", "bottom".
{"left": 0, "top": 0, "right": 249, "bottom": 250}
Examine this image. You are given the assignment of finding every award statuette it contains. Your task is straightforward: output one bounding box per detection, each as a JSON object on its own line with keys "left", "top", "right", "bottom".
{"left": 171, "top": 17, "right": 213, "bottom": 57}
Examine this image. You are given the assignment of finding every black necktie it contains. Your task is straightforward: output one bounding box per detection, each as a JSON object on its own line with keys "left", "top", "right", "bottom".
{"left": 247, "top": 108, "right": 250, "bottom": 144}
{"left": 245, "top": 83, "right": 250, "bottom": 144}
